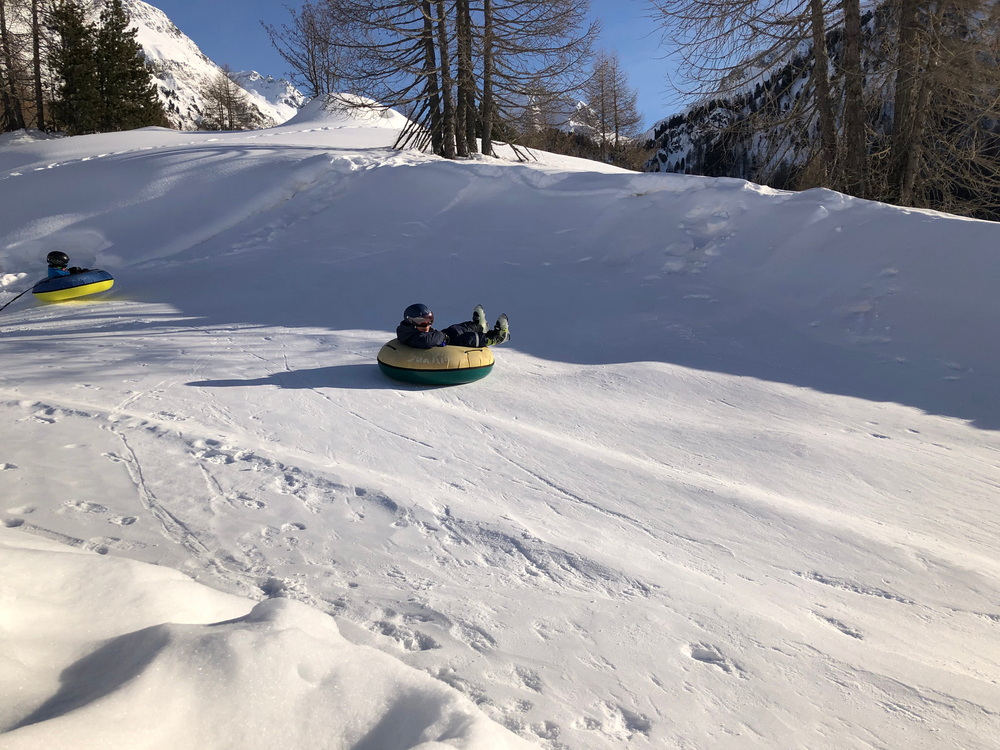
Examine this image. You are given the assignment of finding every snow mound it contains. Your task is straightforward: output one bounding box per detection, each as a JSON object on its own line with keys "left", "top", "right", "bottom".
{"left": 282, "top": 94, "right": 411, "bottom": 129}
{"left": 0, "top": 129, "right": 61, "bottom": 148}
{"left": 0, "top": 533, "right": 533, "bottom": 749}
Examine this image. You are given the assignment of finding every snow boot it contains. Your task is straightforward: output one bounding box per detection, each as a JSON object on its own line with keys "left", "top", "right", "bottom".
{"left": 473, "top": 304, "right": 488, "bottom": 334}
{"left": 485, "top": 313, "right": 509, "bottom": 346}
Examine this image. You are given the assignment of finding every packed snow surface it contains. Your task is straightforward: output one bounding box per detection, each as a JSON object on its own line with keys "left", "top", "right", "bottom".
{"left": 1, "top": 100, "right": 999, "bottom": 749}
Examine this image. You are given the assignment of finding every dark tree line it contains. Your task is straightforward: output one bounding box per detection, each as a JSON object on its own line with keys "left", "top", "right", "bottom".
{"left": 648, "top": 0, "right": 1000, "bottom": 218}
{"left": 0, "top": 0, "right": 166, "bottom": 136}
{"left": 265, "top": 0, "right": 602, "bottom": 159}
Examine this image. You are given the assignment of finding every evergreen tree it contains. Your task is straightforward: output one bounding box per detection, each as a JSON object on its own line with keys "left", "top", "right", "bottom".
{"left": 95, "top": 0, "right": 165, "bottom": 130}
{"left": 49, "top": 0, "right": 100, "bottom": 135}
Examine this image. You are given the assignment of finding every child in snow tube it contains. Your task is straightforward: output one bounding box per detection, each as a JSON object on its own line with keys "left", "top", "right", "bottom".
{"left": 378, "top": 304, "right": 510, "bottom": 385}
{"left": 46, "top": 251, "right": 90, "bottom": 278}
{"left": 396, "top": 303, "right": 509, "bottom": 349}
{"left": 34, "top": 251, "right": 114, "bottom": 302}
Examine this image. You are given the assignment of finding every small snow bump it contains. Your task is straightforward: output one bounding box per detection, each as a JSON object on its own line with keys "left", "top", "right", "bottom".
{"left": 63, "top": 500, "right": 109, "bottom": 514}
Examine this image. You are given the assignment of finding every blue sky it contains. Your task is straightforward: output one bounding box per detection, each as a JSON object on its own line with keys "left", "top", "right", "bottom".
{"left": 149, "top": 0, "right": 684, "bottom": 130}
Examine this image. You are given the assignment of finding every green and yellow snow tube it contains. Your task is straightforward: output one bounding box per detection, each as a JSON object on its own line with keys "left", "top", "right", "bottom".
{"left": 377, "top": 339, "right": 494, "bottom": 385}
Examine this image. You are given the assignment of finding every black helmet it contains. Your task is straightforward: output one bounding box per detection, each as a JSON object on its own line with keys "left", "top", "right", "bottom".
{"left": 404, "top": 303, "right": 433, "bottom": 326}
{"left": 46, "top": 251, "right": 69, "bottom": 268}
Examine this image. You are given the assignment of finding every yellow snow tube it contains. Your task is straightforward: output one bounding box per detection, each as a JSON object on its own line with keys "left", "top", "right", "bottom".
{"left": 377, "top": 339, "right": 494, "bottom": 385}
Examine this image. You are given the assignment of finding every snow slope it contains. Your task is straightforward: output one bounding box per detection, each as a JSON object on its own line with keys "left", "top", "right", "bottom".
{"left": 1, "top": 102, "right": 999, "bottom": 749}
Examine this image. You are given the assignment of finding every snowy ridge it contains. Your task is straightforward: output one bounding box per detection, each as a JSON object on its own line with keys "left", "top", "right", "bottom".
{"left": 84, "top": 0, "right": 304, "bottom": 130}
{"left": 0, "top": 105, "right": 998, "bottom": 749}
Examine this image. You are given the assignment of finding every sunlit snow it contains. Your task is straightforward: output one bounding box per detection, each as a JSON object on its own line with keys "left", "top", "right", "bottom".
{"left": 1, "top": 98, "right": 998, "bottom": 749}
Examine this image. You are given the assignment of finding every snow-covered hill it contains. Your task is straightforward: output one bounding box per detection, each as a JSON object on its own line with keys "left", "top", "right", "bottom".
{"left": 86, "top": 0, "right": 305, "bottom": 129}
{"left": 0, "top": 102, "right": 998, "bottom": 749}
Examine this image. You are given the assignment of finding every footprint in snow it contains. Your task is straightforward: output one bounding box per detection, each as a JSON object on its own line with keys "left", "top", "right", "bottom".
{"left": 815, "top": 613, "right": 864, "bottom": 640}
{"left": 86, "top": 536, "right": 147, "bottom": 554}
{"left": 689, "top": 643, "right": 744, "bottom": 676}
{"left": 373, "top": 619, "right": 440, "bottom": 652}
{"left": 63, "top": 500, "right": 109, "bottom": 514}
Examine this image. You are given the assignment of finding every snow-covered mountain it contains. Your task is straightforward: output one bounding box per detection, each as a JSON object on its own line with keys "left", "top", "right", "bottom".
{"left": 86, "top": 0, "right": 305, "bottom": 130}
{"left": 233, "top": 70, "right": 307, "bottom": 125}
{"left": 644, "top": 15, "right": 875, "bottom": 184}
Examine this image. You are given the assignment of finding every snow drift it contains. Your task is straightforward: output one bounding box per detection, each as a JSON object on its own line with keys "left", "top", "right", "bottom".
{"left": 0, "top": 535, "right": 531, "bottom": 749}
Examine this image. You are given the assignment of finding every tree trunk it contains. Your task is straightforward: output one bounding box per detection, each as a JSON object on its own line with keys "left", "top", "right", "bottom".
{"left": 808, "top": 0, "right": 836, "bottom": 177}
{"left": 33, "top": 0, "right": 44, "bottom": 130}
{"left": 480, "top": 0, "right": 494, "bottom": 156}
{"left": 889, "top": 0, "right": 922, "bottom": 203}
{"left": 0, "top": 0, "right": 26, "bottom": 130}
{"left": 434, "top": 0, "right": 456, "bottom": 158}
{"left": 840, "top": 0, "right": 865, "bottom": 195}
{"left": 611, "top": 58, "right": 620, "bottom": 151}
{"left": 454, "top": 0, "right": 469, "bottom": 156}
{"left": 599, "top": 73, "right": 608, "bottom": 161}
{"left": 421, "top": 0, "right": 443, "bottom": 155}
{"left": 459, "top": 0, "right": 476, "bottom": 153}
{"left": 0, "top": 63, "right": 16, "bottom": 130}
{"left": 900, "top": 45, "right": 937, "bottom": 205}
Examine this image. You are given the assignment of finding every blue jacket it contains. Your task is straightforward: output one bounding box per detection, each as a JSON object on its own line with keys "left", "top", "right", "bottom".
{"left": 48, "top": 267, "right": 71, "bottom": 278}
